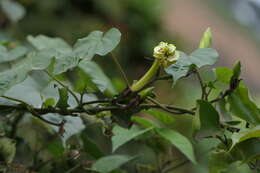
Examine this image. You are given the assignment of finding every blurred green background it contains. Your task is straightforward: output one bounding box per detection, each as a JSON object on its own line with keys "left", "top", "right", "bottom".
{"left": 0, "top": 0, "right": 260, "bottom": 172}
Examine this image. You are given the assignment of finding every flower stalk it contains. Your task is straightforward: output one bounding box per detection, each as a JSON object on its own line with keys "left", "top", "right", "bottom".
{"left": 131, "top": 59, "right": 160, "bottom": 92}
{"left": 131, "top": 42, "right": 179, "bottom": 92}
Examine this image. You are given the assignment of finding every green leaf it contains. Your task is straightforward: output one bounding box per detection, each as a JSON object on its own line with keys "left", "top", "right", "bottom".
{"left": 0, "top": 137, "right": 16, "bottom": 163}
{"left": 217, "top": 99, "right": 232, "bottom": 123}
{"left": 228, "top": 86, "right": 260, "bottom": 124}
{"left": 52, "top": 53, "right": 79, "bottom": 75}
{"left": 165, "top": 51, "right": 192, "bottom": 85}
{"left": 194, "top": 100, "right": 221, "bottom": 138}
{"left": 73, "top": 28, "right": 121, "bottom": 60}
{"left": 156, "top": 128, "right": 196, "bottom": 164}
{"left": 189, "top": 48, "right": 218, "bottom": 68}
{"left": 231, "top": 125, "right": 260, "bottom": 149}
{"left": 231, "top": 61, "right": 241, "bottom": 81}
{"left": 215, "top": 67, "right": 233, "bottom": 84}
{"left": 131, "top": 116, "right": 160, "bottom": 128}
{"left": 0, "top": 45, "right": 28, "bottom": 63}
{"left": 28, "top": 35, "right": 78, "bottom": 74}
{"left": 165, "top": 49, "right": 218, "bottom": 86}
{"left": 208, "top": 150, "right": 234, "bottom": 173}
{"left": 47, "top": 141, "right": 64, "bottom": 157}
{"left": 27, "top": 35, "right": 71, "bottom": 51}
{"left": 199, "top": 27, "right": 212, "bottom": 48}
{"left": 56, "top": 88, "right": 69, "bottom": 109}
{"left": 144, "top": 109, "right": 175, "bottom": 127}
{"left": 91, "top": 155, "right": 135, "bottom": 173}
{"left": 0, "top": 54, "right": 32, "bottom": 96}
{"left": 79, "top": 60, "right": 116, "bottom": 94}
{"left": 81, "top": 132, "right": 104, "bottom": 159}
{"left": 112, "top": 125, "right": 153, "bottom": 152}
{"left": 232, "top": 138, "right": 260, "bottom": 163}
{"left": 1, "top": 0, "right": 25, "bottom": 22}
{"left": 42, "top": 98, "right": 56, "bottom": 108}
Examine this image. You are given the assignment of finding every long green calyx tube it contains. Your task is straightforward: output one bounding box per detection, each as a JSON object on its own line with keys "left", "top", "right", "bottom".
{"left": 131, "top": 59, "right": 160, "bottom": 92}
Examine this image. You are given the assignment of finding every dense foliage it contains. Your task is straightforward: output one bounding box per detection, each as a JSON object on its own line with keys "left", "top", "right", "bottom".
{"left": 0, "top": 26, "right": 259, "bottom": 173}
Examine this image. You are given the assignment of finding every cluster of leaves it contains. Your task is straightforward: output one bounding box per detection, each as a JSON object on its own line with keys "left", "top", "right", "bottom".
{"left": 0, "top": 27, "right": 258, "bottom": 173}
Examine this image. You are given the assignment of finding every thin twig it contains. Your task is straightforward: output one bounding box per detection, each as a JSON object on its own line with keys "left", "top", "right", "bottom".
{"left": 146, "top": 97, "right": 194, "bottom": 115}
{"left": 195, "top": 69, "right": 206, "bottom": 100}
{"left": 1, "top": 96, "right": 28, "bottom": 105}
{"left": 111, "top": 52, "right": 131, "bottom": 87}
{"left": 82, "top": 99, "right": 111, "bottom": 106}
{"left": 44, "top": 70, "right": 80, "bottom": 105}
{"left": 163, "top": 160, "right": 189, "bottom": 173}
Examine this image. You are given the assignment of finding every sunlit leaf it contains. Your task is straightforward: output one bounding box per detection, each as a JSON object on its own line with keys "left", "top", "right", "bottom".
{"left": 0, "top": 45, "right": 27, "bottom": 63}
{"left": 27, "top": 35, "right": 71, "bottom": 51}
{"left": 73, "top": 28, "right": 121, "bottom": 60}
{"left": 189, "top": 48, "right": 218, "bottom": 68}
{"left": 42, "top": 98, "right": 56, "bottom": 108}
{"left": 215, "top": 67, "right": 233, "bottom": 84}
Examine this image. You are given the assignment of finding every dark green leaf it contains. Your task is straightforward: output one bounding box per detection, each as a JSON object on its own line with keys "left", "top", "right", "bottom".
{"left": 194, "top": 100, "right": 221, "bottom": 138}
{"left": 231, "top": 61, "right": 241, "bottom": 81}
{"left": 231, "top": 125, "right": 260, "bottom": 149}
{"left": 112, "top": 125, "right": 153, "bottom": 152}
{"left": 91, "top": 155, "right": 135, "bottom": 173}
{"left": 228, "top": 86, "right": 260, "bottom": 124}
{"left": 81, "top": 132, "right": 104, "bottom": 159}
{"left": 47, "top": 141, "right": 64, "bottom": 157}
{"left": 56, "top": 88, "right": 69, "bottom": 109}
{"left": 232, "top": 138, "right": 260, "bottom": 163}
{"left": 73, "top": 28, "right": 121, "bottom": 60}
{"left": 156, "top": 128, "right": 196, "bottom": 164}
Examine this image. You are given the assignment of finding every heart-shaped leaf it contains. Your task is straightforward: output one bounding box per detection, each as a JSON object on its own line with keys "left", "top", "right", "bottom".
{"left": 73, "top": 28, "right": 121, "bottom": 60}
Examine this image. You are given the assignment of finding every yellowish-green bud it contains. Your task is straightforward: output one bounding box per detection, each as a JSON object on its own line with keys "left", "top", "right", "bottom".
{"left": 199, "top": 27, "right": 212, "bottom": 48}
{"left": 153, "top": 42, "right": 179, "bottom": 67}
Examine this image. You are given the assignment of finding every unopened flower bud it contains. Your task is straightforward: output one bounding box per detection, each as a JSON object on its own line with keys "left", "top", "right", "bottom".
{"left": 153, "top": 42, "right": 179, "bottom": 67}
